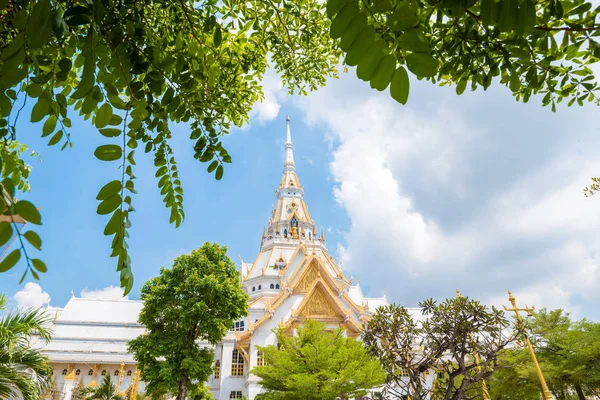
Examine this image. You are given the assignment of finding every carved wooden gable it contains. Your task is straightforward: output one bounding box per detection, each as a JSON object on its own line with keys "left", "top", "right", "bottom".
{"left": 296, "top": 260, "right": 319, "bottom": 293}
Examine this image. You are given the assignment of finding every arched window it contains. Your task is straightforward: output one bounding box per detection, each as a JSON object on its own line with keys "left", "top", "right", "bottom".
{"left": 214, "top": 360, "right": 221, "bottom": 380}
{"left": 256, "top": 351, "right": 266, "bottom": 367}
{"left": 291, "top": 216, "right": 298, "bottom": 228}
{"left": 61, "top": 369, "right": 67, "bottom": 376}
{"left": 252, "top": 286, "right": 255, "bottom": 292}
{"left": 258, "top": 285, "right": 261, "bottom": 290}
{"left": 75, "top": 369, "right": 80, "bottom": 376}
{"left": 101, "top": 370, "right": 107, "bottom": 376}
{"left": 126, "top": 370, "right": 132, "bottom": 376}
{"left": 309, "top": 232, "right": 312, "bottom": 240}
{"left": 284, "top": 229, "right": 287, "bottom": 238}
{"left": 231, "top": 349, "right": 244, "bottom": 376}
{"left": 88, "top": 369, "right": 94, "bottom": 376}
{"left": 275, "top": 284, "right": 280, "bottom": 289}
{"left": 114, "top": 370, "right": 119, "bottom": 376}
{"left": 270, "top": 283, "right": 274, "bottom": 289}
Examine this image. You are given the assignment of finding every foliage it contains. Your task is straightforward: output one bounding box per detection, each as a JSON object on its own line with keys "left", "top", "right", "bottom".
{"left": 128, "top": 243, "right": 248, "bottom": 400}
{"left": 327, "top": 0, "right": 599, "bottom": 108}
{"left": 80, "top": 375, "right": 125, "bottom": 400}
{"left": 488, "top": 308, "right": 600, "bottom": 400}
{"left": 252, "top": 319, "right": 386, "bottom": 400}
{"left": 0, "top": 293, "right": 53, "bottom": 400}
{"left": 362, "top": 296, "right": 518, "bottom": 400}
{"left": 0, "top": 0, "right": 340, "bottom": 291}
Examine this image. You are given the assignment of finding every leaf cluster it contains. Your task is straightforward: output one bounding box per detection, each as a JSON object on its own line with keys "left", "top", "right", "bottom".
{"left": 127, "top": 243, "right": 248, "bottom": 399}
{"left": 252, "top": 320, "right": 386, "bottom": 400}
{"left": 362, "top": 297, "right": 518, "bottom": 400}
{"left": 327, "top": 0, "right": 600, "bottom": 109}
{"left": 0, "top": 0, "right": 340, "bottom": 291}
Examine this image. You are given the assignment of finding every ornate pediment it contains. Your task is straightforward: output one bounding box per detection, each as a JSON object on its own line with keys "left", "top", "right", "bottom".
{"left": 296, "top": 261, "right": 319, "bottom": 293}
{"left": 298, "top": 285, "right": 337, "bottom": 317}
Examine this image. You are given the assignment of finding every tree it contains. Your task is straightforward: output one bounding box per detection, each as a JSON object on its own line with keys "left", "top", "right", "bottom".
{"left": 0, "top": 293, "right": 53, "bottom": 400}
{"left": 127, "top": 242, "right": 248, "bottom": 400}
{"left": 251, "top": 319, "right": 386, "bottom": 400}
{"left": 488, "top": 309, "right": 600, "bottom": 400}
{"left": 0, "top": 0, "right": 340, "bottom": 290}
{"left": 362, "top": 297, "right": 519, "bottom": 400}
{"left": 80, "top": 375, "right": 125, "bottom": 400}
{"left": 326, "top": 0, "right": 599, "bottom": 109}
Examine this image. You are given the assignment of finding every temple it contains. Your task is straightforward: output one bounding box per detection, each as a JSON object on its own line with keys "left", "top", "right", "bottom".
{"left": 41, "top": 117, "right": 389, "bottom": 400}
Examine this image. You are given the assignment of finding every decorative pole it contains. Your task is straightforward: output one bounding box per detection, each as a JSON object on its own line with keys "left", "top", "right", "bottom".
{"left": 503, "top": 290, "right": 552, "bottom": 400}
{"left": 115, "top": 361, "right": 125, "bottom": 396}
{"left": 131, "top": 367, "right": 141, "bottom": 400}
{"left": 456, "top": 290, "right": 491, "bottom": 400}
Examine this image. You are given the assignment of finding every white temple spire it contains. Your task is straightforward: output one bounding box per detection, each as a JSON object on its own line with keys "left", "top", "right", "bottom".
{"left": 284, "top": 115, "right": 295, "bottom": 172}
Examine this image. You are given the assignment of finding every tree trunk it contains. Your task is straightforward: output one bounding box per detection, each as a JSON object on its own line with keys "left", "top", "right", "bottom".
{"left": 176, "top": 374, "right": 188, "bottom": 400}
{"left": 574, "top": 384, "right": 586, "bottom": 400}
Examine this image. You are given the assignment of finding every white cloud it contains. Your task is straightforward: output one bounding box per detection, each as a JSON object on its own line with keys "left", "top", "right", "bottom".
{"left": 250, "top": 70, "right": 285, "bottom": 125}
{"left": 294, "top": 71, "right": 600, "bottom": 319}
{"left": 80, "top": 286, "right": 127, "bottom": 300}
{"left": 13, "top": 283, "right": 51, "bottom": 310}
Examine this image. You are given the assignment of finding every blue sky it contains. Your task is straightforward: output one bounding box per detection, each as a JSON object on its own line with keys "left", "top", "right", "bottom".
{"left": 5, "top": 66, "right": 600, "bottom": 321}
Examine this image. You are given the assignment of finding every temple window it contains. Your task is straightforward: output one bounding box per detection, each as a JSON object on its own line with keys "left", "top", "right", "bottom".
{"left": 61, "top": 369, "right": 67, "bottom": 376}
{"left": 75, "top": 369, "right": 80, "bottom": 376}
{"left": 214, "top": 360, "right": 221, "bottom": 380}
{"left": 114, "top": 370, "right": 119, "bottom": 376}
{"left": 229, "top": 391, "right": 243, "bottom": 399}
{"left": 258, "top": 285, "right": 261, "bottom": 290}
{"left": 270, "top": 284, "right": 274, "bottom": 289}
{"left": 231, "top": 349, "right": 244, "bottom": 376}
{"left": 309, "top": 232, "right": 312, "bottom": 240}
{"left": 127, "top": 370, "right": 132, "bottom": 376}
{"left": 88, "top": 369, "right": 94, "bottom": 376}
{"left": 276, "top": 284, "right": 280, "bottom": 289}
{"left": 284, "top": 229, "right": 287, "bottom": 238}
{"left": 232, "top": 320, "right": 245, "bottom": 332}
{"left": 291, "top": 216, "right": 298, "bottom": 228}
{"left": 101, "top": 370, "right": 107, "bottom": 376}
{"left": 252, "top": 286, "right": 255, "bottom": 292}
{"left": 256, "top": 351, "right": 266, "bottom": 367}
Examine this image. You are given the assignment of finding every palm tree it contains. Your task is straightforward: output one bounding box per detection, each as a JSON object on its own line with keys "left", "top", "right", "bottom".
{"left": 81, "top": 375, "right": 125, "bottom": 400}
{"left": 0, "top": 293, "right": 53, "bottom": 400}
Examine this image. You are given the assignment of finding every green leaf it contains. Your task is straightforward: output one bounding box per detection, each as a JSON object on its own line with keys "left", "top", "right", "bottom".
{"left": 96, "top": 103, "right": 113, "bottom": 129}
{"left": 386, "top": 2, "right": 419, "bottom": 31}
{"left": 42, "top": 115, "right": 57, "bottom": 137}
{"left": 99, "top": 128, "right": 122, "bottom": 137}
{"left": 32, "top": 258, "right": 47, "bottom": 273}
{"left": 509, "top": 69, "right": 521, "bottom": 92}
{"left": 356, "top": 41, "right": 387, "bottom": 82}
{"left": 370, "top": 55, "right": 396, "bottom": 91}
{"left": 0, "top": 249, "right": 20, "bottom": 272}
{"left": 330, "top": 1, "right": 360, "bottom": 39}
{"left": 23, "top": 230, "right": 42, "bottom": 250}
{"left": 27, "top": 0, "right": 53, "bottom": 50}
{"left": 15, "top": 200, "right": 42, "bottom": 225}
{"left": 405, "top": 53, "right": 438, "bottom": 78}
{"left": 213, "top": 25, "right": 222, "bottom": 46}
{"left": 339, "top": 14, "right": 368, "bottom": 52}
{"left": 207, "top": 160, "right": 218, "bottom": 173}
{"left": 95, "top": 145, "right": 123, "bottom": 161}
{"left": 26, "top": 83, "right": 42, "bottom": 98}
{"left": 390, "top": 66, "right": 410, "bottom": 105}
{"left": 215, "top": 165, "right": 224, "bottom": 180}
{"left": 396, "top": 29, "right": 431, "bottom": 53}
{"left": 104, "top": 209, "right": 122, "bottom": 235}
{"left": 0, "top": 222, "right": 13, "bottom": 247}
{"left": 31, "top": 97, "right": 50, "bottom": 123}
{"left": 345, "top": 29, "right": 376, "bottom": 66}
{"left": 327, "top": 0, "right": 347, "bottom": 18}
{"left": 97, "top": 180, "right": 122, "bottom": 200}
{"left": 48, "top": 130, "right": 63, "bottom": 146}
{"left": 58, "top": 58, "right": 72, "bottom": 72}
{"left": 2, "top": 178, "right": 15, "bottom": 198}
{"left": 97, "top": 194, "right": 122, "bottom": 215}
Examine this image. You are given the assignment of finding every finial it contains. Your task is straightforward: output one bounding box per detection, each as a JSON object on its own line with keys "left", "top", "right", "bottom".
{"left": 71, "top": 289, "right": 75, "bottom": 298}
{"left": 456, "top": 289, "right": 462, "bottom": 298}
{"left": 286, "top": 115, "right": 290, "bottom": 123}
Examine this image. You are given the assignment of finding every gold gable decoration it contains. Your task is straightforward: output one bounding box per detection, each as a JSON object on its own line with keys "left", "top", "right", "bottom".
{"left": 299, "top": 286, "right": 336, "bottom": 317}
{"left": 296, "top": 262, "right": 319, "bottom": 292}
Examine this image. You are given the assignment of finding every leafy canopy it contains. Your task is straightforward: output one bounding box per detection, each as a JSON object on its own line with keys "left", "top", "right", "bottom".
{"left": 252, "top": 320, "right": 386, "bottom": 400}
{"left": 488, "top": 308, "right": 600, "bottom": 400}
{"left": 127, "top": 243, "right": 248, "bottom": 400}
{"left": 0, "top": 0, "right": 340, "bottom": 291}
{"left": 362, "top": 296, "right": 518, "bottom": 400}
{"left": 327, "top": 0, "right": 599, "bottom": 108}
